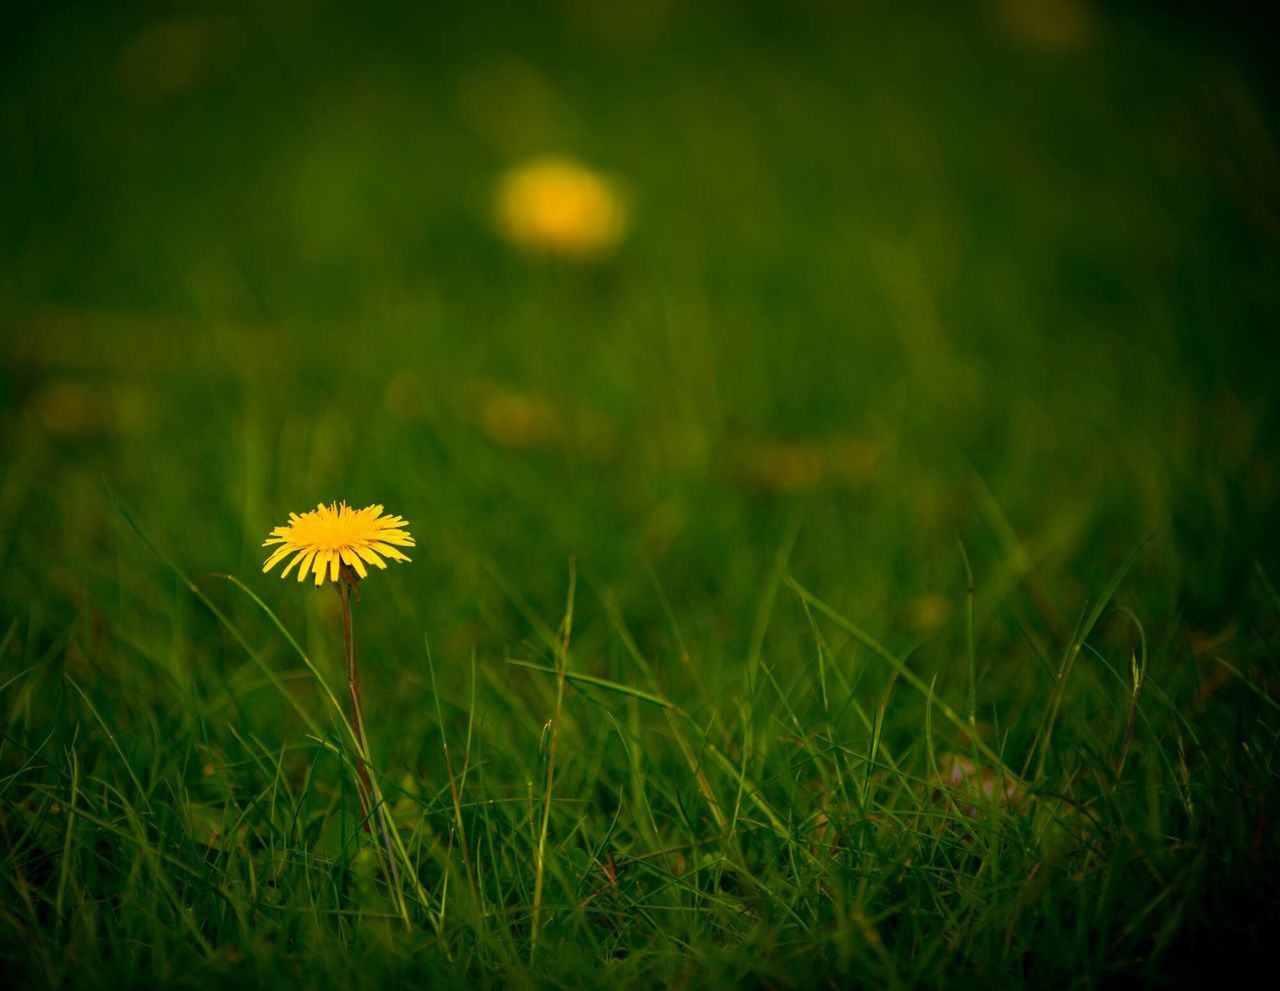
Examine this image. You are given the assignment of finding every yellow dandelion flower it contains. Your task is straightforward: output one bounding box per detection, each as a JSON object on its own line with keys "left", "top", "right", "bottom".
{"left": 262, "top": 502, "right": 414, "bottom": 587}
{"left": 494, "top": 156, "right": 628, "bottom": 259}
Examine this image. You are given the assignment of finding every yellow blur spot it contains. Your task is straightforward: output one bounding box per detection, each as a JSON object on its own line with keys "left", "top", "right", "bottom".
{"left": 729, "top": 435, "right": 881, "bottom": 494}
{"left": 494, "top": 157, "right": 629, "bottom": 260}
{"left": 471, "top": 382, "right": 616, "bottom": 459}
{"left": 907, "top": 593, "right": 953, "bottom": 631}
{"left": 31, "top": 379, "right": 148, "bottom": 436}
{"left": 115, "top": 18, "right": 237, "bottom": 103}
{"left": 383, "top": 370, "right": 429, "bottom": 421}
{"left": 993, "top": 0, "right": 1092, "bottom": 51}
{"left": 477, "top": 387, "right": 564, "bottom": 448}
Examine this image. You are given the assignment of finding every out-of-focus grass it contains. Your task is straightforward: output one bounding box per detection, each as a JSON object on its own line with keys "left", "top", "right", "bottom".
{"left": 2, "top": 1, "right": 1278, "bottom": 986}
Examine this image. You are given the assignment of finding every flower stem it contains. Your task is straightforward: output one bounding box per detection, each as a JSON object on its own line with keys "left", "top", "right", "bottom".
{"left": 336, "top": 578, "right": 373, "bottom": 832}
{"left": 335, "top": 573, "right": 408, "bottom": 920}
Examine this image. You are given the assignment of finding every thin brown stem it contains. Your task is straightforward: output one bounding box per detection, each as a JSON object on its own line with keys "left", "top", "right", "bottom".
{"left": 335, "top": 571, "right": 407, "bottom": 914}
{"left": 336, "top": 577, "right": 373, "bottom": 832}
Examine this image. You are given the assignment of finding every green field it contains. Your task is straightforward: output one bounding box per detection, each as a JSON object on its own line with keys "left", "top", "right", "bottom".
{"left": 3, "top": 2, "right": 1278, "bottom": 986}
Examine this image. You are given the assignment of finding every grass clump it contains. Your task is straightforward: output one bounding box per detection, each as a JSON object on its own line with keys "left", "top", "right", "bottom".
{"left": 2, "top": 516, "right": 1276, "bottom": 987}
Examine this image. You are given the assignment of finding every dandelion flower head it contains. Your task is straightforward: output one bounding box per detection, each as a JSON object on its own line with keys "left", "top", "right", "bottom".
{"left": 494, "top": 156, "right": 628, "bottom": 259}
{"left": 262, "top": 502, "right": 414, "bottom": 586}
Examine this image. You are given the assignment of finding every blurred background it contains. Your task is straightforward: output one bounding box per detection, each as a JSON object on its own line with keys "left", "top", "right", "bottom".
{"left": 2, "top": 0, "right": 1277, "bottom": 711}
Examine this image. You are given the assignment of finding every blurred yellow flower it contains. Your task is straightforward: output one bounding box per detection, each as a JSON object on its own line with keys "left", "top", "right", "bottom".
{"left": 993, "top": 0, "right": 1091, "bottom": 51}
{"left": 729, "top": 434, "right": 881, "bottom": 493}
{"left": 262, "top": 502, "right": 413, "bottom": 586}
{"left": 494, "top": 156, "right": 628, "bottom": 259}
{"left": 115, "top": 17, "right": 238, "bottom": 103}
{"left": 906, "top": 592, "right": 953, "bottom": 631}
{"left": 30, "top": 379, "right": 149, "bottom": 436}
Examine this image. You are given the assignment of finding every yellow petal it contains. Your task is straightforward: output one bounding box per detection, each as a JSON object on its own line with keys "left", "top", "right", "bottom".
{"left": 263, "top": 545, "right": 293, "bottom": 573}
{"left": 354, "top": 544, "right": 388, "bottom": 569}
{"left": 369, "top": 541, "right": 410, "bottom": 562}
{"left": 293, "top": 549, "right": 316, "bottom": 582}
{"left": 339, "top": 546, "right": 368, "bottom": 579}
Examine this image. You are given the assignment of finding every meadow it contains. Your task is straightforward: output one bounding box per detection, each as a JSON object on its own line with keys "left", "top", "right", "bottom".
{"left": 2, "top": 2, "right": 1278, "bottom": 987}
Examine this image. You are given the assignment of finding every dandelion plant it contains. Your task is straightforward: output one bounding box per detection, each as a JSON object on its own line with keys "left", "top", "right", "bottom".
{"left": 262, "top": 502, "right": 414, "bottom": 831}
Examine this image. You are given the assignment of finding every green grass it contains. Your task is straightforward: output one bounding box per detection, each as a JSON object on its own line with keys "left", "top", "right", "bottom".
{"left": 3, "top": 1, "right": 1279, "bottom": 986}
